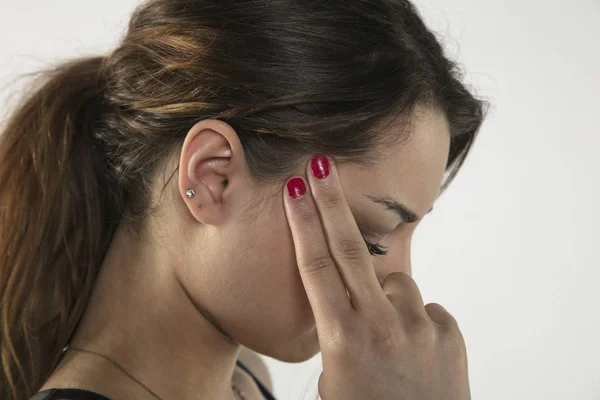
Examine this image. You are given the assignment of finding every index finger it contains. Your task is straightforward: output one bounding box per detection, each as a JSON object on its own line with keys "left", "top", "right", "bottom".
{"left": 283, "top": 173, "right": 353, "bottom": 330}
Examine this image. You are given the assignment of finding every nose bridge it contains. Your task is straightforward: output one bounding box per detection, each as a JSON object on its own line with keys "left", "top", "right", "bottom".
{"left": 404, "top": 240, "right": 412, "bottom": 277}
{"left": 380, "top": 236, "right": 412, "bottom": 279}
{"left": 394, "top": 240, "right": 412, "bottom": 276}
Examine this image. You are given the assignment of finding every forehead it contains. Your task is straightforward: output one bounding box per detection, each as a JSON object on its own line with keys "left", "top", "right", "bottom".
{"left": 339, "top": 107, "right": 451, "bottom": 219}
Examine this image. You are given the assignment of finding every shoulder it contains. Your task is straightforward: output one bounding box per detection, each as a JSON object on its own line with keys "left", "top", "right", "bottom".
{"left": 237, "top": 346, "right": 273, "bottom": 393}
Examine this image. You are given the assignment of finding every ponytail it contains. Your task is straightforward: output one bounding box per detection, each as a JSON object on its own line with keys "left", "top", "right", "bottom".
{"left": 0, "top": 56, "right": 121, "bottom": 400}
{"left": 0, "top": 1, "right": 489, "bottom": 398}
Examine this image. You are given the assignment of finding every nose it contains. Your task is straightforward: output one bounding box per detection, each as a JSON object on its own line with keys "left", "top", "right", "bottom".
{"left": 375, "top": 241, "right": 412, "bottom": 284}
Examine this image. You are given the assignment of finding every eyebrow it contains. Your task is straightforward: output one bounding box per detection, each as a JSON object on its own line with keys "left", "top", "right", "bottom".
{"left": 364, "top": 194, "right": 433, "bottom": 223}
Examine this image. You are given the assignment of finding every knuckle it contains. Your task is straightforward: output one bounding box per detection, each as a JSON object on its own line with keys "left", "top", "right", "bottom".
{"left": 303, "top": 255, "right": 336, "bottom": 275}
{"left": 424, "top": 304, "right": 466, "bottom": 346}
{"left": 367, "top": 320, "right": 404, "bottom": 354}
{"left": 388, "top": 271, "right": 413, "bottom": 285}
{"left": 439, "top": 327, "right": 467, "bottom": 361}
{"left": 320, "top": 190, "right": 342, "bottom": 210}
{"left": 384, "top": 272, "right": 416, "bottom": 293}
{"left": 296, "top": 201, "right": 318, "bottom": 223}
{"left": 406, "top": 317, "right": 436, "bottom": 347}
{"left": 321, "top": 319, "right": 357, "bottom": 358}
{"left": 424, "top": 302, "right": 458, "bottom": 327}
{"left": 407, "top": 314, "right": 433, "bottom": 334}
{"left": 439, "top": 320, "right": 465, "bottom": 344}
{"left": 336, "top": 237, "right": 365, "bottom": 261}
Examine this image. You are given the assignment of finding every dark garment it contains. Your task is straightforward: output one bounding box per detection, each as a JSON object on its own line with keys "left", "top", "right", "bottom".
{"left": 235, "top": 359, "right": 276, "bottom": 400}
{"left": 31, "top": 359, "right": 277, "bottom": 400}
{"left": 30, "top": 388, "right": 110, "bottom": 400}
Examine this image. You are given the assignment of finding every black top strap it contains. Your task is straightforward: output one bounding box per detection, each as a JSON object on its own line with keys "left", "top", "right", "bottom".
{"left": 31, "top": 362, "right": 276, "bottom": 400}
{"left": 30, "top": 388, "right": 111, "bottom": 400}
{"left": 236, "top": 359, "right": 277, "bottom": 400}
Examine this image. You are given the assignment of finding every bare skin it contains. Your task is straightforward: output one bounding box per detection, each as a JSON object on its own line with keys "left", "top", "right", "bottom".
{"left": 39, "top": 347, "right": 269, "bottom": 399}
{"left": 38, "top": 105, "right": 452, "bottom": 399}
{"left": 282, "top": 154, "right": 470, "bottom": 399}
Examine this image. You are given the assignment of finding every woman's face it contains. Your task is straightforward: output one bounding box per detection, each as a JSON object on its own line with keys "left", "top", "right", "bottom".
{"left": 168, "top": 105, "right": 450, "bottom": 363}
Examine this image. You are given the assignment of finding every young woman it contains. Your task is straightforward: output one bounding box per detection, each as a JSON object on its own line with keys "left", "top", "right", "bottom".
{"left": 0, "top": 0, "right": 488, "bottom": 399}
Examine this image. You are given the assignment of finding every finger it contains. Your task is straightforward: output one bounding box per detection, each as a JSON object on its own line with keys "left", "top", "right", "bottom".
{"left": 424, "top": 302, "right": 458, "bottom": 327}
{"left": 305, "top": 155, "right": 382, "bottom": 309}
{"left": 382, "top": 272, "right": 431, "bottom": 322}
{"left": 283, "top": 175, "right": 353, "bottom": 330}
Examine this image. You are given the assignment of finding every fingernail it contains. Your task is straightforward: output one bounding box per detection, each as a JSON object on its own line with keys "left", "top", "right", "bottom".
{"left": 287, "top": 177, "right": 306, "bottom": 199}
{"left": 311, "top": 155, "right": 330, "bottom": 179}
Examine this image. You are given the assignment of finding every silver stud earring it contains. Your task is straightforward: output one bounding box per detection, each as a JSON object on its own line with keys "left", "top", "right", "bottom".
{"left": 185, "top": 188, "right": 196, "bottom": 198}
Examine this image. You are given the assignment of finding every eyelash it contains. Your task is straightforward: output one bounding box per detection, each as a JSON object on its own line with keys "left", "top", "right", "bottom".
{"left": 361, "top": 234, "right": 389, "bottom": 256}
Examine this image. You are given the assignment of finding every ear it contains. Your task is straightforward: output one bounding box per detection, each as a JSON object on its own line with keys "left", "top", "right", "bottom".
{"left": 178, "top": 119, "right": 245, "bottom": 226}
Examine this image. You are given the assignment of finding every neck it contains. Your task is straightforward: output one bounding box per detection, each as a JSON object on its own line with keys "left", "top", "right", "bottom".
{"left": 55, "top": 222, "right": 243, "bottom": 400}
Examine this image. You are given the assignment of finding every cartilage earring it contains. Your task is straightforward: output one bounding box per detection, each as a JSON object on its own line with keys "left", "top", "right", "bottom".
{"left": 185, "top": 188, "right": 196, "bottom": 198}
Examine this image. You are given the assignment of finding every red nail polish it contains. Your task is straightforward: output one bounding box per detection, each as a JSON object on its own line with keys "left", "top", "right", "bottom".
{"left": 287, "top": 177, "right": 306, "bottom": 199}
{"left": 311, "top": 155, "right": 330, "bottom": 179}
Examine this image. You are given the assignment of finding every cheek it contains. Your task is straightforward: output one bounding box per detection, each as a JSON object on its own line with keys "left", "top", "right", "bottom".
{"left": 238, "top": 209, "right": 315, "bottom": 327}
{"left": 245, "top": 214, "right": 311, "bottom": 311}
{"left": 182, "top": 200, "right": 316, "bottom": 346}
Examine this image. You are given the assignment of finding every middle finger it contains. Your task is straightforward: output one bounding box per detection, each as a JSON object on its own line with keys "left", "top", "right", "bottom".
{"left": 306, "top": 155, "right": 383, "bottom": 309}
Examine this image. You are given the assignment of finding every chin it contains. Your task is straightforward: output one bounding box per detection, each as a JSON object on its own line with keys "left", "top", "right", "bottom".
{"left": 268, "top": 326, "right": 321, "bottom": 363}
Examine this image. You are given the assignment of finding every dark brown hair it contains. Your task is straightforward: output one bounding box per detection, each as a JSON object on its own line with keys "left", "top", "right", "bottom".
{"left": 0, "top": 0, "right": 488, "bottom": 398}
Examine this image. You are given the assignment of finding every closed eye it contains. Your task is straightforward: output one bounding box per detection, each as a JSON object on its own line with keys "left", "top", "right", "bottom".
{"left": 359, "top": 231, "right": 389, "bottom": 256}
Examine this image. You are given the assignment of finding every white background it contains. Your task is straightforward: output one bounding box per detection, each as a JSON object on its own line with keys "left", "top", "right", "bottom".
{"left": 1, "top": 1, "right": 599, "bottom": 399}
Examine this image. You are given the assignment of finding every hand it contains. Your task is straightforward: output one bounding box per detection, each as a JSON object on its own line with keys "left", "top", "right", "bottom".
{"left": 282, "top": 154, "right": 471, "bottom": 400}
